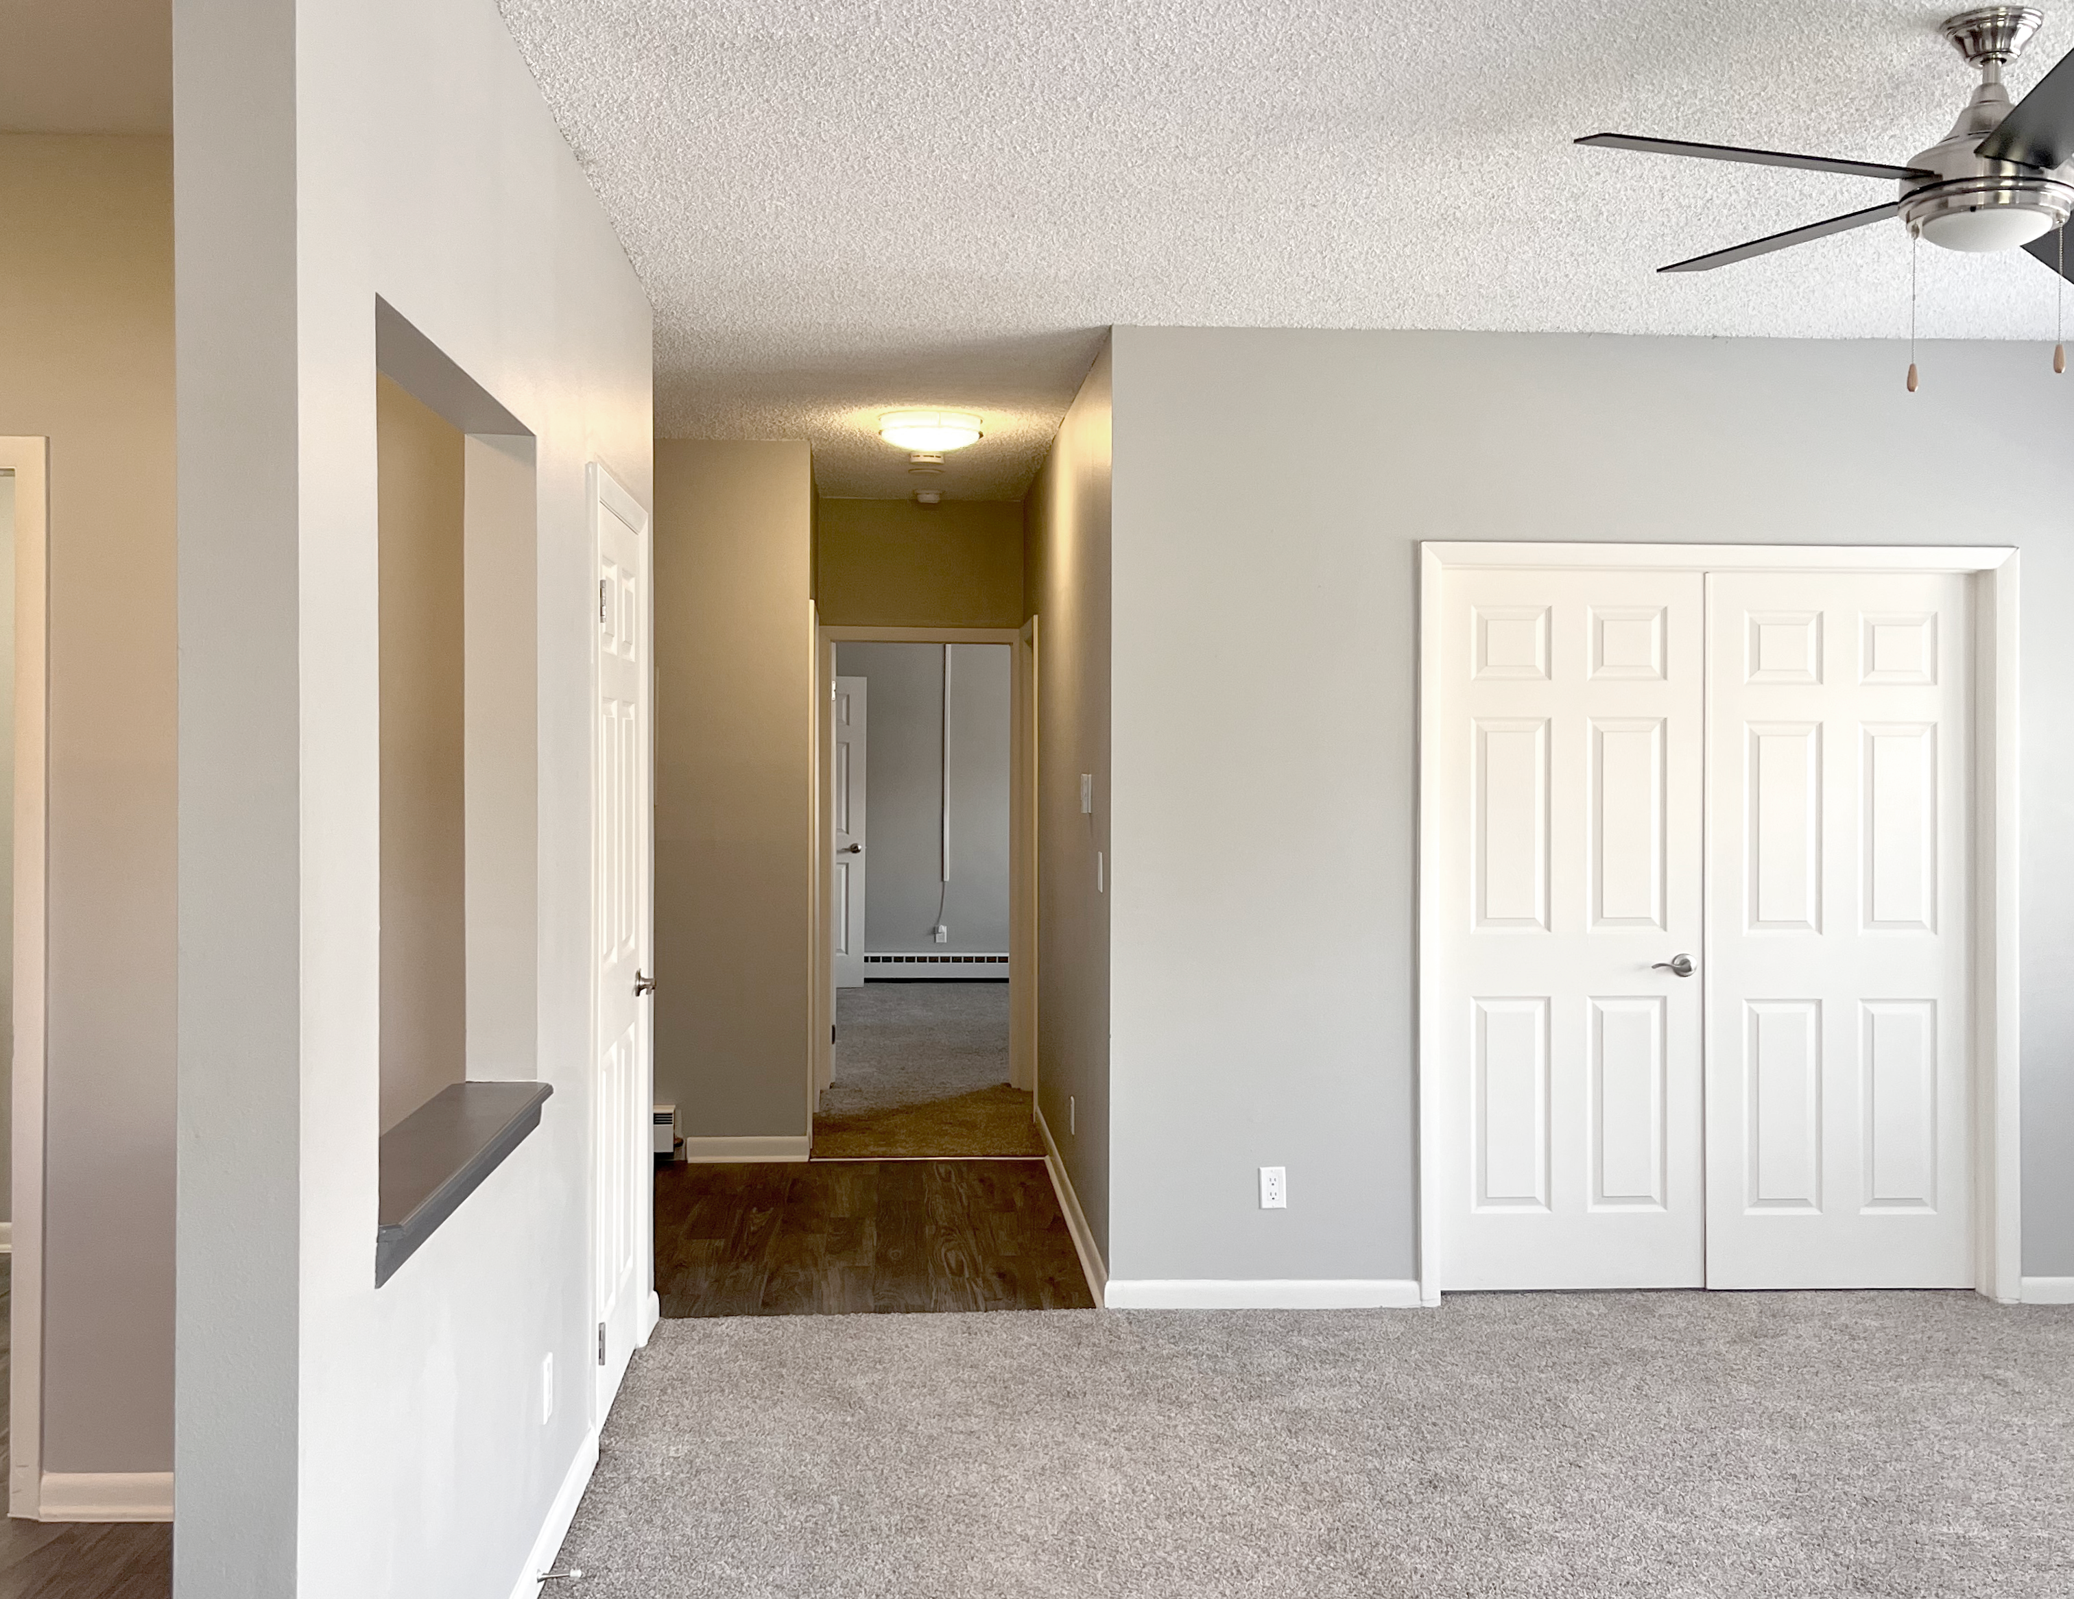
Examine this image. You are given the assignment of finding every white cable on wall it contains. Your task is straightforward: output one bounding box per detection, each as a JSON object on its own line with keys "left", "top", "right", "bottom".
{"left": 934, "top": 643, "right": 950, "bottom": 936}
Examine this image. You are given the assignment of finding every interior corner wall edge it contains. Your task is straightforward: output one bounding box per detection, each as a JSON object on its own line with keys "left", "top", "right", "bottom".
{"left": 653, "top": 438, "right": 816, "bottom": 1139}
{"left": 1101, "top": 324, "right": 2074, "bottom": 1288}
{"left": 1025, "top": 338, "right": 1112, "bottom": 1259}
{"left": 172, "top": 0, "right": 654, "bottom": 1591}
{"left": 0, "top": 134, "right": 176, "bottom": 1482}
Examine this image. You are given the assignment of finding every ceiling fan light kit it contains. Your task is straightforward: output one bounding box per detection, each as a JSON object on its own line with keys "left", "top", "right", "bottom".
{"left": 1902, "top": 8, "right": 2073, "bottom": 251}
{"left": 1579, "top": 6, "right": 2074, "bottom": 280}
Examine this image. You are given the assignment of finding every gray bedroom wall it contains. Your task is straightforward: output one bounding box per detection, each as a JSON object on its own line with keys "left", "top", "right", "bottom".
{"left": 1107, "top": 325, "right": 2074, "bottom": 1287}
{"left": 1026, "top": 340, "right": 1113, "bottom": 1262}
{"left": 834, "top": 641, "right": 1011, "bottom": 954}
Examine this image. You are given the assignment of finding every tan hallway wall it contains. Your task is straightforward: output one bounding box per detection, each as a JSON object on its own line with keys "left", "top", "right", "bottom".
{"left": 0, "top": 134, "right": 176, "bottom": 1476}
{"left": 654, "top": 439, "right": 817, "bottom": 1141}
{"left": 817, "top": 497, "right": 1023, "bottom": 627}
{"left": 375, "top": 375, "right": 467, "bottom": 1132}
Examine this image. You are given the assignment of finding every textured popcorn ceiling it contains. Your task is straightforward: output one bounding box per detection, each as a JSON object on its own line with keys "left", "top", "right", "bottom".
{"left": 498, "top": 0, "right": 2074, "bottom": 497}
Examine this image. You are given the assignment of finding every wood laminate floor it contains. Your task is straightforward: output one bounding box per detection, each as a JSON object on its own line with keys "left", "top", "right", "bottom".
{"left": 656, "top": 1159, "right": 1095, "bottom": 1317}
{"left": 0, "top": 1262, "right": 172, "bottom": 1599}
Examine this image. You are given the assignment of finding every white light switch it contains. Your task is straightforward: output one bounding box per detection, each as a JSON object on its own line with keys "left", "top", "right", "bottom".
{"left": 1080, "top": 773, "right": 1093, "bottom": 814}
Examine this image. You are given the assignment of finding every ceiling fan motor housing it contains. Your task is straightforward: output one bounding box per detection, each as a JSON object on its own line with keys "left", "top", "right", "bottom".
{"left": 1902, "top": 7, "right": 2074, "bottom": 251}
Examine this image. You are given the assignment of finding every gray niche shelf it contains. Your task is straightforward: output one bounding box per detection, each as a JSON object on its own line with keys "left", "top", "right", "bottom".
{"left": 377, "top": 1081, "right": 553, "bottom": 1286}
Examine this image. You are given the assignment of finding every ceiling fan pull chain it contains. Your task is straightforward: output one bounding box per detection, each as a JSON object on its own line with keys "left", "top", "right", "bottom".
{"left": 2057, "top": 227, "right": 2066, "bottom": 374}
{"left": 1907, "top": 229, "right": 1920, "bottom": 394}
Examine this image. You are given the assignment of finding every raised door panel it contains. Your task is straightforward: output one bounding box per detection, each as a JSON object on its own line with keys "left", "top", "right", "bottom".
{"left": 1590, "top": 996, "right": 1665, "bottom": 1209}
{"left": 1474, "top": 720, "right": 1549, "bottom": 931}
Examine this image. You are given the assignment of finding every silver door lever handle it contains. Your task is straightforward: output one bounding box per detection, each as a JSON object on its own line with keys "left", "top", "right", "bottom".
{"left": 634, "top": 970, "right": 657, "bottom": 997}
{"left": 1651, "top": 954, "right": 1695, "bottom": 978}
{"left": 840, "top": 843, "right": 862, "bottom": 854}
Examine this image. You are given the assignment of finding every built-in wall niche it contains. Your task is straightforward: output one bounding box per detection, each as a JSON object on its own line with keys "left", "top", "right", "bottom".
{"left": 373, "top": 300, "right": 547, "bottom": 1285}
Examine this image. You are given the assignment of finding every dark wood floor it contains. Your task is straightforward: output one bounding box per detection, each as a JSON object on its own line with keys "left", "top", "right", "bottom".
{"left": 0, "top": 1262, "right": 171, "bottom": 1599}
{"left": 656, "top": 1159, "right": 1096, "bottom": 1316}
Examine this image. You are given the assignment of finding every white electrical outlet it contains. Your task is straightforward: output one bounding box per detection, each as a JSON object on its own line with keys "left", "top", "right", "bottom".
{"left": 541, "top": 1352, "right": 555, "bottom": 1423}
{"left": 1080, "top": 773, "right": 1093, "bottom": 814}
{"left": 1260, "top": 1166, "right": 1287, "bottom": 1209}
{"left": 933, "top": 924, "right": 947, "bottom": 943}
{"left": 1069, "top": 1095, "right": 1075, "bottom": 1135}
{"left": 1097, "top": 851, "right": 1104, "bottom": 892}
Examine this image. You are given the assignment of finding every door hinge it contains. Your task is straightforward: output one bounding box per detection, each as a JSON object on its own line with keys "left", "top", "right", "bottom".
{"left": 831, "top": 1024, "right": 837, "bottom": 1043}
{"left": 599, "top": 579, "right": 608, "bottom": 624}
{"left": 597, "top": 1321, "right": 607, "bottom": 1366}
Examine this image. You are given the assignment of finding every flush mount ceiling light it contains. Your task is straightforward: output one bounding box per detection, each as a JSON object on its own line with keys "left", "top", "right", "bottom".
{"left": 880, "top": 410, "right": 983, "bottom": 451}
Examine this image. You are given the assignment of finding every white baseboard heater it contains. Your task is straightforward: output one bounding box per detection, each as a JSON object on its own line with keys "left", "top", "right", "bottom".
{"left": 864, "top": 953, "right": 1009, "bottom": 980}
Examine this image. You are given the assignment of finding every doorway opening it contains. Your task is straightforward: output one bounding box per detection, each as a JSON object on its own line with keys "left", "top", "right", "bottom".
{"left": 818, "top": 634, "right": 1031, "bottom": 1158}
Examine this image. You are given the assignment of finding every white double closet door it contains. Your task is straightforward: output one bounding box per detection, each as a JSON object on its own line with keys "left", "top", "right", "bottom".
{"left": 1436, "top": 562, "right": 1973, "bottom": 1291}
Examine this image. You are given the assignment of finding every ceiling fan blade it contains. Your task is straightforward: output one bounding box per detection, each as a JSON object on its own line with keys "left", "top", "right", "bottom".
{"left": 2023, "top": 225, "right": 2074, "bottom": 282}
{"left": 1976, "top": 47, "right": 2074, "bottom": 167}
{"left": 1576, "top": 132, "right": 1934, "bottom": 181}
{"left": 1658, "top": 201, "right": 1902, "bottom": 272}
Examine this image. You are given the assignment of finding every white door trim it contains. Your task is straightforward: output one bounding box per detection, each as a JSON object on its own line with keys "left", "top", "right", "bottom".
{"left": 1416, "top": 541, "right": 2020, "bottom": 1307}
{"left": 814, "top": 625, "right": 1036, "bottom": 1111}
{"left": 2, "top": 438, "right": 49, "bottom": 1517}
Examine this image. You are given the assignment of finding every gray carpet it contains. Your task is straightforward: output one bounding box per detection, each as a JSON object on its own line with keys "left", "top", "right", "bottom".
{"left": 815, "top": 983, "right": 1041, "bottom": 1158}
{"left": 562, "top": 1290, "right": 2072, "bottom": 1597}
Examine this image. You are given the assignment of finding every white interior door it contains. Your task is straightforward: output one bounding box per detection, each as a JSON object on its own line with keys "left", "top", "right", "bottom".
{"left": 833, "top": 674, "right": 867, "bottom": 989}
{"left": 1705, "top": 571, "right": 1973, "bottom": 1288}
{"left": 1437, "top": 567, "right": 1707, "bottom": 1289}
{"left": 593, "top": 466, "right": 652, "bottom": 1417}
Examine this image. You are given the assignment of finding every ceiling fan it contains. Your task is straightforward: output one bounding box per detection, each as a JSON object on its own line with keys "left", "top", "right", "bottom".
{"left": 1580, "top": 6, "right": 2074, "bottom": 279}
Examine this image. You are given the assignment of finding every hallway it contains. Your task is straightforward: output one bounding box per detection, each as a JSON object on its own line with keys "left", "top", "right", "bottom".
{"left": 655, "top": 1159, "right": 1092, "bottom": 1316}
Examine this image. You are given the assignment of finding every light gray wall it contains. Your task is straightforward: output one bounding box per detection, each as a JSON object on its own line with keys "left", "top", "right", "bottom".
{"left": 1, "top": 132, "right": 175, "bottom": 1475}
{"left": 1025, "top": 342, "right": 1112, "bottom": 1259}
{"left": 654, "top": 439, "right": 815, "bottom": 1138}
{"left": 1106, "top": 325, "right": 2074, "bottom": 1286}
{"left": 174, "top": 0, "right": 653, "bottom": 1588}
{"left": 834, "top": 642, "right": 1010, "bottom": 954}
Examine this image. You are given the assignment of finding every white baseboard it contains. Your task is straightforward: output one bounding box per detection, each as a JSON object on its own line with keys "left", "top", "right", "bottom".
{"left": 1104, "top": 1279, "right": 1425, "bottom": 1310}
{"left": 678, "top": 1135, "right": 809, "bottom": 1163}
{"left": 1034, "top": 1104, "right": 1106, "bottom": 1308}
{"left": 2020, "top": 1276, "right": 2074, "bottom": 1305}
{"left": 36, "top": 1471, "right": 173, "bottom": 1522}
{"left": 505, "top": 1428, "right": 599, "bottom": 1599}
{"left": 640, "top": 1289, "right": 659, "bottom": 1344}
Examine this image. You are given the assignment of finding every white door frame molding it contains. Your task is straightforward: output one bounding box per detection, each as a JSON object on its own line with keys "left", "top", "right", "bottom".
{"left": 2, "top": 439, "right": 49, "bottom": 1516}
{"left": 1416, "top": 541, "right": 2021, "bottom": 1307}
{"left": 813, "top": 624, "right": 1036, "bottom": 1111}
